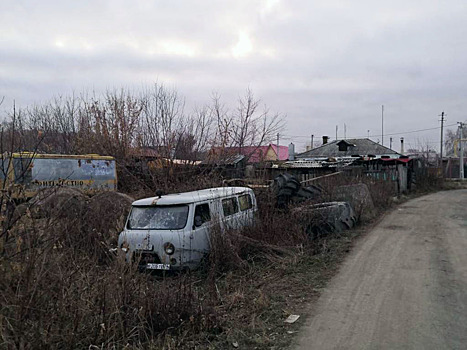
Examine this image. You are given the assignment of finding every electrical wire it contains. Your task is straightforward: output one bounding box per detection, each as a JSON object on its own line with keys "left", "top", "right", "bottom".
{"left": 282, "top": 123, "right": 458, "bottom": 140}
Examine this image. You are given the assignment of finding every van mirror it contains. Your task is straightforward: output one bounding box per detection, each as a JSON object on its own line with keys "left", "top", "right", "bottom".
{"left": 194, "top": 215, "right": 203, "bottom": 227}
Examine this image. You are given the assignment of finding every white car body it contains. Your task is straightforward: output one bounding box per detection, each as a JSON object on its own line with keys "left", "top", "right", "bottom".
{"left": 118, "top": 187, "right": 257, "bottom": 271}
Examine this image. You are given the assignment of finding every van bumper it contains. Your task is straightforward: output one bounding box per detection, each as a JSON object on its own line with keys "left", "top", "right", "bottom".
{"left": 126, "top": 248, "right": 190, "bottom": 271}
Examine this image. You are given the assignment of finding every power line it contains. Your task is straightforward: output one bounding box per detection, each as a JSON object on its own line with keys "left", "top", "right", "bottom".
{"left": 282, "top": 123, "right": 458, "bottom": 140}
{"left": 381, "top": 123, "right": 456, "bottom": 137}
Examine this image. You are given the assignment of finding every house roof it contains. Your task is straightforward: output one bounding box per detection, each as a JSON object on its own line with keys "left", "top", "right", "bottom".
{"left": 336, "top": 140, "right": 353, "bottom": 146}
{"left": 297, "top": 138, "right": 401, "bottom": 159}
{"left": 208, "top": 144, "right": 289, "bottom": 163}
{"left": 201, "top": 153, "right": 245, "bottom": 166}
{"left": 238, "top": 146, "right": 270, "bottom": 163}
{"left": 270, "top": 144, "right": 289, "bottom": 160}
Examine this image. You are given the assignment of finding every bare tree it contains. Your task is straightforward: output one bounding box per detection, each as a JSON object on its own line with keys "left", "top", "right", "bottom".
{"left": 180, "top": 105, "right": 214, "bottom": 161}
{"left": 139, "top": 83, "right": 185, "bottom": 159}
{"left": 445, "top": 127, "right": 466, "bottom": 157}
{"left": 210, "top": 92, "right": 231, "bottom": 150}
{"left": 50, "top": 95, "right": 79, "bottom": 153}
{"left": 0, "top": 85, "right": 286, "bottom": 195}
{"left": 76, "top": 89, "right": 142, "bottom": 158}
{"left": 210, "top": 89, "right": 285, "bottom": 160}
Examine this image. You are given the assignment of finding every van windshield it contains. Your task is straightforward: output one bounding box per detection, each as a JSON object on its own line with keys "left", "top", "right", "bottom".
{"left": 128, "top": 205, "right": 189, "bottom": 230}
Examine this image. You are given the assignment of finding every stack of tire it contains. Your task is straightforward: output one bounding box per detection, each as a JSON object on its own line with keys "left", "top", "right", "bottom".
{"left": 303, "top": 201, "right": 357, "bottom": 239}
{"left": 273, "top": 173, "right": 322, "bottom": 208}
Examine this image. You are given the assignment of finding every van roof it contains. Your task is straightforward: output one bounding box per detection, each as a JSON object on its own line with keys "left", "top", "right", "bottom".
{"left": 132, "top": 187, "right": 253, "bottom": 206}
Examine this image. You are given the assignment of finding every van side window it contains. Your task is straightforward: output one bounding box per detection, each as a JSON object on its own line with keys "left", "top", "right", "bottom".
{"left": 194, "top": 203, "right": 211, "bottom": 225}
{"left": 222, "top": 197, "right": 238, "bottom": 216}
{"left": 238, "top": 194, "right": 253, "bottom": 211}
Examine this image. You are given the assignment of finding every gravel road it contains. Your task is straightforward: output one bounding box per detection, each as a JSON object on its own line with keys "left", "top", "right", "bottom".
{"left": 294, "top": 190, "right": 467, "bottom": 350}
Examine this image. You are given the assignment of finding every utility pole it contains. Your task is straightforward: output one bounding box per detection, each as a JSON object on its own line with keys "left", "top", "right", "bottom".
{"left": 344, "top": 123, "right": 347, "bottom": 140}
{"left": 335, "top": 125, "right": 338, "bottom": 141}
{"left": 439, "top": 111, "right": 445, "bottom": 169}
{"left": 381, "top": 105, "right": 384, "bottom": 147}
{"left": 390, "top": 137, "right": 393, "bottom": 150}
{"left": 311, "top": 134, "right": 314, "bottom": 149}
{"left": 459, "top": 122, "right": 464, "bottom": 180}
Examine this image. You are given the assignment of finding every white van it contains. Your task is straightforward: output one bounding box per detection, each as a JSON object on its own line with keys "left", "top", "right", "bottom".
{"left": 118, "top": 187, "right": 257, "bottom": 271}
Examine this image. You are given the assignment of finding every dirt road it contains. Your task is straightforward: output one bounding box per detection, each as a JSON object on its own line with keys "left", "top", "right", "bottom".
{"left": 294, "top": 190, "right": 467, "bottom": 350}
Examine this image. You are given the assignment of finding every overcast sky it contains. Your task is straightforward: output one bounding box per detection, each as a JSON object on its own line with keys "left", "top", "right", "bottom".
{"left": 1, "top": 0, "right": 466, "bottom": 152}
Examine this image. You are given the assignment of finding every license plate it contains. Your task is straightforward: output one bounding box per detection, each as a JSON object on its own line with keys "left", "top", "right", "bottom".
{"left": 146, "top": 263, "right": 170, "bottom": 270}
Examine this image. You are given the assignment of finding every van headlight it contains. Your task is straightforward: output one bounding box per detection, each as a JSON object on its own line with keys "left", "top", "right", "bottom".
{"left": 164, "top": 242, "right": 175, "bottom": 255}
{"left": 120, "top": 241, "right": 129, "bottom": 252}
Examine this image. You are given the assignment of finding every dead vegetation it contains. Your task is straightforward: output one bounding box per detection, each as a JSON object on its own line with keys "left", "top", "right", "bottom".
{"left": 0, "top": 170, "right": 404, "bottom": 349}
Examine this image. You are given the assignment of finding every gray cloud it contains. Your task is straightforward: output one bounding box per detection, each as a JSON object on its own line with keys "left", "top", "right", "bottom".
{"left": 1, "top": 0, "right": 466, "bottom": 151}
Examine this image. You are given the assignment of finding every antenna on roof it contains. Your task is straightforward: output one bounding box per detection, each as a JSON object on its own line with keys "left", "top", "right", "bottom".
{"left": 381, "top": 105, "right": 384, "bottom": 147}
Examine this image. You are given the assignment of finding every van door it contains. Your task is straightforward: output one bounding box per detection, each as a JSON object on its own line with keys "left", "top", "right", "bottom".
{"left": 190, "top": 202, "right": 212, "bottom": 266}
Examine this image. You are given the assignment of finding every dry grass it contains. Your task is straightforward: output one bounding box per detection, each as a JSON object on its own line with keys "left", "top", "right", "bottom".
{"left": 0, "top": 171, "right": 439, "bottom": 349}
{"left": 1, "top": 194, "right": 218, "bottom": 349}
